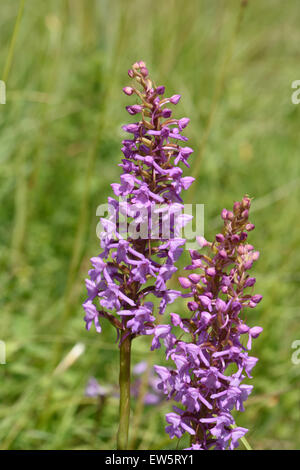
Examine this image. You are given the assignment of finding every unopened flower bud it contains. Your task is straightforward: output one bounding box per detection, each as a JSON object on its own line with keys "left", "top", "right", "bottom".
{"left": 206, "top": 267, "right": 216, "bottom": 277}
{"left": 251, "top": 294, "right": 263, "bottom": 304}
{"left": 126, "top": 105, "right": 142, "bottom": 115}
{"left": 244, "top": 277, "right": 256, "bottom": 287}
{"left": 170, "top": 94, "right": 181, "bottom": 104}
{"left": 178, "top": 277, "right": 192, "bottom": 289}
{"left": 196, "top": 236, "right": 208, "bottom": 248}
{"left": 123, "top": 86, "right": 134, "bottom": 96}
{"left": 242, "top": 196, "right": 251, "bottom": 209}
{"left": 237, "top": 323, "right": 249, "bottom": 334}
{"left": 140, "top": 67, "right": 149, "bottom": 77}
{"left": 162, "top": 108, "right": 172, "bottom": 118}
{"left": 178, "top": 118, "right": 190, "bottom": 130}
{"left": 215, "top": 233, "right": 225, "bottom": 243}
{"left": 239, "top": 232, "right": 248, "bottom": 241}
{"left": 221, "top": 209, "right": 227, "bottom": 220}
{"left": 188, "top": 274, "right": 201, "bottom": 284}
{"left": 200, "top": 311, "right": 212, "bottom": 325}
{"left": 156, "top": 86, "right": 165, "bottom": 95}
{"left": 218, "top": 249, "right": 227, "bottom": 259}
{"left": 233, "top": 201, "right": 241, "bottom": 213}
{"left": 188, "top": 301, "right": 198, "bottom": 311}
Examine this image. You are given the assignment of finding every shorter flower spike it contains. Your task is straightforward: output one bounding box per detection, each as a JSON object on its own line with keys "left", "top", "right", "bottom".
{"left": 155, "top": 196, "right": 263, "bottom": 450}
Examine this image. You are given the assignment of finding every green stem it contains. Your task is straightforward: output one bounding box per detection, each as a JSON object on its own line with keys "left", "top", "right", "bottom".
{"left": 2, "top": 0, "right": 25, "bottom": 83}
{"left": 117, "top": 331, "right": 132, "bottom": 450}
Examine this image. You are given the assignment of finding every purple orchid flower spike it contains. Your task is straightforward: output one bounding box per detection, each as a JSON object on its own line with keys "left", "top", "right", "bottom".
{"left": 83, "top": 61, "right": 194, "bottom": 341}
{"left": 155, "top": 196, "right": 263, "bottom": 450}
{"left": 82, "top": 61, "right": 195, "bottom": 450}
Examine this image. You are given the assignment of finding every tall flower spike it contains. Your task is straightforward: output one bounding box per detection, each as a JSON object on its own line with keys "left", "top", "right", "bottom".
{"left": 155, "top": 196, "right": 263, "bottom": 450}
{"left": 83, "top": 61, "right": 194, "bottom": 340}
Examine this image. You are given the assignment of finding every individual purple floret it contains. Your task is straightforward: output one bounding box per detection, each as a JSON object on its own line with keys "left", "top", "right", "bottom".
{"left": 155, "top": 197, "right": 263, "bottom": 450}
{"left": 83, "top": 61, "right": 194, "bottom": 340}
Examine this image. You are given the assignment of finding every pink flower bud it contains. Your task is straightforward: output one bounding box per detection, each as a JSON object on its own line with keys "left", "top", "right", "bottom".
{"left": 178, "top": 118, "right": 190, "bottom": 130}
{"left": 251, "top": 294, "right": 263, "bottom": 304}
{"left": 196, "top": 236, "right": 208, "bottom": 248}
{"left": 123, "top": 86, "right": 134, "bottom": 95}
{"left": 221, "top": 209, "right": 227, "bottom": 220}
{"left": 239, "top": 232, "right": 248, "bottom": 241}
{"left": 244, "top": 277, "right": 256, "bottom": 287}
{"left": 233, "top": 201, "right": 241, "bottom": 213}
{"left": 215, "top": 233, "right": 225, "bottom": 243}
{"left": 188, "top": 301, "right": 198, "bottom": 311}
{"left": 242, "top": 196, "right": 251, "bottom": 209}
{"left": 218, "top": 249, "right": 227, "bottom": 259}
{"left": 237, "top": 245, "right": 245, "bottom": 255}
{"left": 170, "top": 94, "right": 181, "bottom": 104}
{"left": 216, "top": 298, "right": 227, "bottom": 312}
{"left": 244, "top": 259, "right": 253, "bottom": 270}
{"left": 200, "top": 311, "right": 212, "bottom": 325}
{"left": 178, "top": 277, "right": 192, "bottom": 289}
{"left": 140, "top": 67, "right": 149, "bottom": 77}
{"left": 249, "top": 326, "right": 263, "bottom": 338}
{"left": 156, "top": 86, "right": 165, "bottom": 95}
{"left": 162, "top": 108, "right": 172, "bottom": 118}
{"left": 206, "top": 267, "right": 216, "bottom": 277}
{"left": 237, "top": 323, "right": 249, "bottom": 334}
{"left": 188, "top": 273, "right": 201, "bottom": 284}
{"left": 126, "top": 105, "right": 142, "bottom": 115}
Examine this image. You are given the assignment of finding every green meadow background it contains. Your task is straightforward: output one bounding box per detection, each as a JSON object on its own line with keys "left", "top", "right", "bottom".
{"left": 1, "top": 0, "right": 299, "bottom": 450}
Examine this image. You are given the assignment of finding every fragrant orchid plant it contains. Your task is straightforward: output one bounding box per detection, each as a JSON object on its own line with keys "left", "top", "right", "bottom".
{"left": 82, "top": 62, "right": 262, "bottom": 451}
{"left": 83, "top": 61, "right": 194, "bottom": 449}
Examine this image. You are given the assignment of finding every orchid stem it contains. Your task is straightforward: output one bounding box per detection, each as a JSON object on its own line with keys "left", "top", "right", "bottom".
{"left": 117, "top": 331, "right": 132, "bottom": 450}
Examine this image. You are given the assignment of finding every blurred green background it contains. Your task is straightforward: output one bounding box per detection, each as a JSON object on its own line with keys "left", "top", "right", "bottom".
{"left": 1, "top": 0, "right": 299, "bottom": 450}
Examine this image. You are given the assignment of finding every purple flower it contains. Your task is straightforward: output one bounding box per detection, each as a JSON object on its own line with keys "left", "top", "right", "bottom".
{"left": 148, "top": 324, "right": 172, "bottom": 351}
{"left": 83, "top": 61, "right": 194, "bottom": 341}
{"left": 165, "top": 410, "right": 195, "bottom": 439}
{"left": 155, "top": 197, "right": 263, "bottom": 450}
{"left": 83, "top": 301, "right": 102, "bottom": 333}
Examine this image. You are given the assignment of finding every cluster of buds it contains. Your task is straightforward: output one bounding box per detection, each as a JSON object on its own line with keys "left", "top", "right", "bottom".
{"left": 155, "top": 197, "right": 263, "bottom": 450}
{"left": 83, "top": 61, "right": 194, "bottom": 341}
